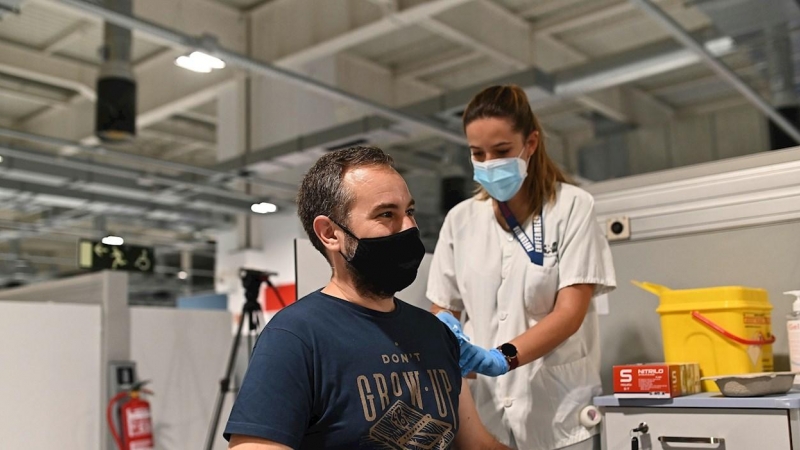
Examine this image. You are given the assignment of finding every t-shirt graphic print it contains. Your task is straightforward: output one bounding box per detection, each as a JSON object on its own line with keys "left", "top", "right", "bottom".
{"left": 224, "top": 290, "right": 462, "bottom": 450}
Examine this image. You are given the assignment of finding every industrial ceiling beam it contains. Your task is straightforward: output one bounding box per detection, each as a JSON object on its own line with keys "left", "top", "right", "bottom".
{"left": 0, "top": 141, "right": 279, "bottom": 211}
{"left": 41, "top": 20, "right": 92, "bottom": 55}
{"left": 34, "top": 0, "right": 247, "bottom": 53}
{"left": 0, "top": 218, "right": 215, "bottom": 251}
{"left": 213, "top": 34, "right": 720, "bottom": 173}
{"left": 0, "top": 177, "right": 229, "bottom": 225}
{"left": 0, "top": 145, "right": 294, "bottom": 244}
{"left": 0, "top": 127, "right": 297, "bottom": 195}
{"left": 0, "top": 38, "right": 96, "bottom": 100}
{"left": 629, "top": 0, "right": 800, "bottom": 145}
{"left": 57, "top": 0, "right": 467, "bottom": 145}
{"left": 249, "top": 0, "right": 473, "bottom": 69}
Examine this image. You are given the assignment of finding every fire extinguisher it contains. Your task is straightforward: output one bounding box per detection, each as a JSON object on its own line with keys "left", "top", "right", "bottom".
{"left": 107, "top": 380, "right": 154, "bottom": 450}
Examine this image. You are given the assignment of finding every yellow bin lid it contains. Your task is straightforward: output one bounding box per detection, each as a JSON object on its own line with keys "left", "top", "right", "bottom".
{"left": 632, "top": 281, "right": 772, "bottom": 313}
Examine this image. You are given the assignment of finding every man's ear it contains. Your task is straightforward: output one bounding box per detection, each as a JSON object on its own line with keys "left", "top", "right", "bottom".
{"left": 313, "top": 216, "right": 342, "bottom": 253}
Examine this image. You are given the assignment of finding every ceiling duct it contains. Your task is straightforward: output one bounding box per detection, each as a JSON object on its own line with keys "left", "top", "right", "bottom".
{"left": 60, "top": 0, "right": 467, "bottom": 145}
{"left": 695, "top": 0, "right": 800, "bottom": 149}
{"left": 766, "top": 23, "right": 800, "bottom": 149}
{"left": 693, "top": 0, "right": 800, "bottom": 37}
{"left": 96, "top": 0, "right": 136, "bottom": 142}
{"left": 632, "top": 0, "right": 800, "bottom": 146}
{"left": 0, "top": 0, "right": 22, "bottom": 18}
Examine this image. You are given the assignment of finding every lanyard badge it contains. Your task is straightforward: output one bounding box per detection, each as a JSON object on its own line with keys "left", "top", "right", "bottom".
{"left": 498, "top": 202, "right": 544, "bottom": 266}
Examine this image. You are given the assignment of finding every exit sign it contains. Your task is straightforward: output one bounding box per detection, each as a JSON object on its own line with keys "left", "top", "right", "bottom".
{"left": 78, "top": 240, "right": 155, "bottom": 273}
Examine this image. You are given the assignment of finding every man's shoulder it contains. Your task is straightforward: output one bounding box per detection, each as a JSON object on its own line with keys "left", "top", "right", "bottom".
{"left": 397, "top": 300, "right": 438, "bottom": 322}
{"left": 396, "top": 300, "right": 455, "bottom": 340}
{"left": 266, "top": 290, "right": 331, "bottom": 330}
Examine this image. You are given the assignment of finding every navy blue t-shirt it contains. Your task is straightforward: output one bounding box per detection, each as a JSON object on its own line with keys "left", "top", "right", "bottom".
{"left": 223, "top": 290, "right": 461, "bottom": 449}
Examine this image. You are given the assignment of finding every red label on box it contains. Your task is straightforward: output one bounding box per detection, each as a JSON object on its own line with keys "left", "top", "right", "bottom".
{"left": 613, "top": 363, "right": 700, "bottom": 398}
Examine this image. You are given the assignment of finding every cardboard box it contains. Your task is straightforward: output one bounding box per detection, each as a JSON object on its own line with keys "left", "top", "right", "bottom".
{"left": 613, "top": 363, "right": 701, "bottom": 398}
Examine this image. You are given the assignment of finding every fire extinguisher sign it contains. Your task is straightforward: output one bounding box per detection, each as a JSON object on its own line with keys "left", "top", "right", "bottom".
{"left": 127, "top": 407, "right": 152, "bottom": 438}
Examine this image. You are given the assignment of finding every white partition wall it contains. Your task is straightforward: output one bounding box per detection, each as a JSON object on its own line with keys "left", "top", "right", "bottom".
{"left": 0, "top": 272, "right": 233, "bottom": 450}
{"left": 0, "top": 301, "right": 102, "bottom": 449}
{"left": 294, "top": 238, "right": 434, "bottom": 311}
{"left": 0, "top": 271, "right": 128, "bottom": 450}
{"left": 131, "top": 307, "right": 232, "bottom": 450}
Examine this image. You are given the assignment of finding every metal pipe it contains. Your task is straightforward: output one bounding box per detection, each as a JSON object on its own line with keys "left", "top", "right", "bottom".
{"left": 0, "top": 218, "right": 216, "bottom": 250}
{"left": 57, "top": 0, "right": 466, "bottom": 145}
{"left": 0, "top": 176, "right": 232, "bottom": 223}
{"left": 0, "top": 141, "right": 272, "bottom": 205}
{"left": 765, "top": 23, "right": 797, "bottom": 108}
{"left": 629, "top": 0, "right": 800, "bottom": 145}
{"left": 0, "top": 127, "right": 298, "bottom": 192}
{"left": 555, "top": 47, "right": 701, "bottom": 97}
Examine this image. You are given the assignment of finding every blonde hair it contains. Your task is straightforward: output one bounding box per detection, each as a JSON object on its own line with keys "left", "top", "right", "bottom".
{"left": 463, "top": 85, "right": 570, "bottom": 219}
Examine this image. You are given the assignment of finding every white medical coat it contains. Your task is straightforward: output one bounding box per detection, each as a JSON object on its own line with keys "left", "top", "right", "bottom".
{"left": 426, "top": 183, "right": 616, "bottom": 450}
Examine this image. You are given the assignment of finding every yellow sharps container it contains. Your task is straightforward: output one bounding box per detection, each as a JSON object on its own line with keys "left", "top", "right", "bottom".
{"left": 634, "top": 281, "right": 775, "bottom": 392}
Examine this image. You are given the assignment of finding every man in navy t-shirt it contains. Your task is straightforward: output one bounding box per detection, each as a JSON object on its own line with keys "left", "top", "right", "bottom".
{"left": 224, "top": 146, "right": 509, "bottom": 450}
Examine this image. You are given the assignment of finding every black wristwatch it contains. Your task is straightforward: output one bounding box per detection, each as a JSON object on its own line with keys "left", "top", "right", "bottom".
{"left": 497, "top": 343, "right": 519, "bottom": 371}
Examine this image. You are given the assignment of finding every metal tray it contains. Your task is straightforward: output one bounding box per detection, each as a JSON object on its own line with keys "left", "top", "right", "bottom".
{"left": 702, "top": 372, "right": 797, "bottom": 397}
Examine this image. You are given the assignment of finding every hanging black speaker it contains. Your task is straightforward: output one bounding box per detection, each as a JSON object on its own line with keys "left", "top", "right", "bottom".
{"left": 96, "top": 12, "right": 136, "bottom": 143}
{"left": 96, "top": 75, "right": 136, "bottom": 142}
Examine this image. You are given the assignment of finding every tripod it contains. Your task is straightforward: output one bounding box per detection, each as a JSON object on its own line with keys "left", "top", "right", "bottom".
{"left": 203, "top": 268, "right": 282, "bottom": 450}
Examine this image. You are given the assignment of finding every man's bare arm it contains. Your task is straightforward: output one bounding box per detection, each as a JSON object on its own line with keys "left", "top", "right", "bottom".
{"left": 228, "top": 435, "right": 292, "bottom": 450}
{"left": 454, "top": 379, "right": 512, "bottom": 450}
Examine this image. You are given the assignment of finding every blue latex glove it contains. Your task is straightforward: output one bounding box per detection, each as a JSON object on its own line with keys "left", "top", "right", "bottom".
{"left": 460, "top": 344, "right": 509, "bottom": 377}
{"left": 434, "top": 312, "right": 509, "bottom": 377}
{"left": 435, "top": 311, "right": 470, "bottom": 345}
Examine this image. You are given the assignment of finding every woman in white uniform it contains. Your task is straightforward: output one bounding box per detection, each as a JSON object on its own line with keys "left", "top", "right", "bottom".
{"left": 427, "top": 85, "right": 616, "bottom": 450}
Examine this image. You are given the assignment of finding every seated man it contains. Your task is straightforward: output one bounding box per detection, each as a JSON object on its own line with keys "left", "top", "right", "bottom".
{"left": 224, "top": 146, "right": 508, "bottom": 450}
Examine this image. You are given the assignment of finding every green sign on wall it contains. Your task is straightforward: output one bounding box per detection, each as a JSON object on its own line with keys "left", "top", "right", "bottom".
{"left": 78, "top": 240, "right": 154, "bottom": 273}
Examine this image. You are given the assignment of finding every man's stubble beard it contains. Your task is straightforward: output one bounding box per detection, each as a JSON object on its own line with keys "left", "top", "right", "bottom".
{"left": 342, "top": 235, "right": 396, "bottom": 300}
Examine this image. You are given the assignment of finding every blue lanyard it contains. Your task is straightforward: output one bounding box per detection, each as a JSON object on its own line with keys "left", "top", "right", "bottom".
{"left": 498, "top": 202, "right": 544, "bottom": 266}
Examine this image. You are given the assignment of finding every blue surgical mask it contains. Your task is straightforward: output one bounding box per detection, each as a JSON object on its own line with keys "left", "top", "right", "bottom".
{"left": 471, "top": 147, "right": 528, "bottom": 202}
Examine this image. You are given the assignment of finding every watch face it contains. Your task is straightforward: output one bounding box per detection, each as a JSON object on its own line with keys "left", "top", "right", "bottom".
{"left": 500, "top": 343, "right": 517, "bottom": 357}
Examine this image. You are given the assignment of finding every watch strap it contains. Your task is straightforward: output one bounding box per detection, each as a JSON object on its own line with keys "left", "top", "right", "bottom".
{"left": 497, "top": 343, "right": 519, "bottom": 371}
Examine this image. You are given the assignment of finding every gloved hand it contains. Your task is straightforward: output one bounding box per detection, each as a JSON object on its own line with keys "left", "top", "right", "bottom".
{"left": 435, "top": 311, "right": 470, "bottom": 345}
{"left": 435, "top": 311, "right": 509, "bottom": 377}
{"left": 460, "top": 344, "right": 509, "bottom": 377}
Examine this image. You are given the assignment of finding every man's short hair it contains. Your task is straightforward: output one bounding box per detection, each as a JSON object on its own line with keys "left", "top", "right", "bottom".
{"left": 297, "top": 146, "right": 395, "bottom": 260}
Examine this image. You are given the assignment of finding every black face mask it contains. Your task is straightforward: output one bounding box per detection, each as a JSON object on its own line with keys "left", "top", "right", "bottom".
{"left": 332, "top": 220, "right": 426, "bottom": 296}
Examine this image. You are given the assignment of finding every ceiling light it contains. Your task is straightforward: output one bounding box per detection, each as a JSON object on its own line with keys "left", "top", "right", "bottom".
{"left": 102, "top": 235, "right": 124, "bottom": 246}
{"left": 251, "top": 202, "right": 278, "bottom": 214}
{"left": 0, "top": 155, "right": 4, "bottom": 163}
{"left": 177, "top": 270, "right": 188, "bottom": 280}
{"left": 189, "top": 51, "right": 225, "bottom": 69}
{"left": 704, "top": 36, "right": 735, "bottom": 56}
{"left": 175, "top": 55, "right": 213, "bottom": 73}
{"left": 175, "top": 51, "right": 225, "bottom": 73}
